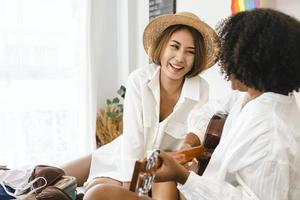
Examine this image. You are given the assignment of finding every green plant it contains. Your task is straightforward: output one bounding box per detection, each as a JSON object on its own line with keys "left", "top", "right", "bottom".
{"left": 106, "top": 85, "right": 126, "bottom": 121}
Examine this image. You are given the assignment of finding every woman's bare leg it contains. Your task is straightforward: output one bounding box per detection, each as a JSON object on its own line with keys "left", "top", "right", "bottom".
{"left": 61, "top": 154, "right": 92, "bottom": 186}
{"left": 152, "top": 181, "right": 178, "bottom": 200}
{"left": 84, "top": 177, "right": 122, "bottom": 192}
{"left": 83, "top": 184, "right": 151, "bottom": 200}
{"left": 61, "top": 154, "right": 124, "bottom": 193}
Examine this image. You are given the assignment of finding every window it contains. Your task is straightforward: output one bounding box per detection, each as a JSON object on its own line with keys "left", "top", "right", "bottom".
{"left": 0, "top": 0, "right": 94, "bottom": 167}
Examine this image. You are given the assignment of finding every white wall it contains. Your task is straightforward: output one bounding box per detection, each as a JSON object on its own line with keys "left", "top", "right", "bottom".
{"left": 117, "top": 0, "right": 149, "bottom": 86}
{"left": 91, "top": 0, "right": 119, "bottom": 108}
{"left": 92, "top": 0, "right": 149, "bottom": 108}
{"left": 273, "top": 0, "right": 300, "bottom": 18}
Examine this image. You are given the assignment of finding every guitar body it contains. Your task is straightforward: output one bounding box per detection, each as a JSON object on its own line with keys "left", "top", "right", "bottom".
{"left": 129, "top": 112, "right": 227, "bottom": 195}
{"left": 197, "top": 111, "right": 227, "bottom": 175}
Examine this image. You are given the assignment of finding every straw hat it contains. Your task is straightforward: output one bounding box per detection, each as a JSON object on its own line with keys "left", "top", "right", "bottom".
{"left": 143, "top": 12, "right": 220, "bottom": 69}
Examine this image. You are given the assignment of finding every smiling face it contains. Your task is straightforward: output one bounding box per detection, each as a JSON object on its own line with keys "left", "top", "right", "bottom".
{"left": 160, "top": 28, "right": 195, "bottom": 82}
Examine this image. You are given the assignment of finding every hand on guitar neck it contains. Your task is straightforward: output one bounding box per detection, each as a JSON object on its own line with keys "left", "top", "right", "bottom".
{"left": 154, "top": 146, "right": 211, "bottom": 183}
{"left": 155, "top": 151, "right": 192, "bottom": 185}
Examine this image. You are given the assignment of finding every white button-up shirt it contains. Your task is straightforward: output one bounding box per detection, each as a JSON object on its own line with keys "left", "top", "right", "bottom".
{"left": 179, "top": 92, "right": 300, "bottom": 200}
{"left": 88, "top": 65, "right": 209, "bottom": 182}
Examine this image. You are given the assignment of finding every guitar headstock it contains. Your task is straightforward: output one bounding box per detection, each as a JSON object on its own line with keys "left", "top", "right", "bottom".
{"left": 129, "top": 150, "right": 160, "bottom": 196}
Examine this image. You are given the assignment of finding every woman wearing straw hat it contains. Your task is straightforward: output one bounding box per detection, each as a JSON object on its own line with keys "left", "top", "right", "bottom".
{"left": 63, "top": 11, "right": 219, "bottom": 199}
{"left": 83, "top": 8, "right": 300, "bottom": 200}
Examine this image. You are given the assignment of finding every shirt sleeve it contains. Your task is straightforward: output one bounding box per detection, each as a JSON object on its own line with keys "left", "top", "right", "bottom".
{"left": 178, "top": 172, "right": 245, "bottom": 200}
{"left": 178, "top": 161, "right": 290, "bottom": 200}
{"left": 120, "top": 72, "right": 145, "bottom": 181}
{"left": 187, "top": 91, "right": 241, "bottom": 143}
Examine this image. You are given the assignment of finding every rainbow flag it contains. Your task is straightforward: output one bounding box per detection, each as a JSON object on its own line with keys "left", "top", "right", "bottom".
{"left": 231, "top": 0, "right": 266, "bottom": 14}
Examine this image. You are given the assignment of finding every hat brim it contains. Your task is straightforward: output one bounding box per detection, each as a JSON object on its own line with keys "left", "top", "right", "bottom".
{"left": 143, "top": 13, "right": 220, "bottom": 69}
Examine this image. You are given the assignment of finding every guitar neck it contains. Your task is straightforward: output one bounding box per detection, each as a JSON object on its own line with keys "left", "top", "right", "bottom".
{"left": 168, "top": 145, "right": 205, "bottom": 165}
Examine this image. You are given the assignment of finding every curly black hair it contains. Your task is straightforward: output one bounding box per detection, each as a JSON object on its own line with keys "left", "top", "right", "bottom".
{"left": 217, "top": 8, "right": 300, "bottom": 95}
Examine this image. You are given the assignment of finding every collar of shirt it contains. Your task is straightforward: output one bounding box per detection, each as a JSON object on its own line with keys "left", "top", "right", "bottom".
{"left": 258, "top": 92, "right": 294, "bottom": 104}
{"left": 147, "top": 65, "right": 201, "bottom": 106}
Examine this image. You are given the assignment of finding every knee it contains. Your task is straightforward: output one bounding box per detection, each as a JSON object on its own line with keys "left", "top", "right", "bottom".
{"left": 84, "top": 177, "right": 122, "bottom": 192}
{"left": 83, "top": 185, "right": 122, "bottom": 200}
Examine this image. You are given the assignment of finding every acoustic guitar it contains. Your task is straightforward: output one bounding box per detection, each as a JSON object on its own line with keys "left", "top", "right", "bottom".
{"left": 129, "top": 112, "right": 227, "bottom": 196}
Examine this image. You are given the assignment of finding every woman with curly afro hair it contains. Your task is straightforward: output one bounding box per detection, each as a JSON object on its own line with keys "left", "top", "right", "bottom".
{"left": 218, "top": 8, "right": 300, "bottom": 95}
{"left": 83, "top": 8, "right": 300, "bottom": 200}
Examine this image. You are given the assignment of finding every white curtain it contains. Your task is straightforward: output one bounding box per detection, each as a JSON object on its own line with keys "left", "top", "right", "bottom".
{"left": 0, "top": 0, "right": 96, "bottom": 168}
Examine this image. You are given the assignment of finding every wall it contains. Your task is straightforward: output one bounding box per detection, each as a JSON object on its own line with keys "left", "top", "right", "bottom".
{"left": 117, "top": 0, "right": 149, "bottom": 87}
{"left": 91, "top": 0, "right": 119, "bottom": 108}
{"left": 92, "top": 0, "right": 149, "bottom": 108}
{"left": 273, "top": 0, "right": 300, "bottom": 18}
